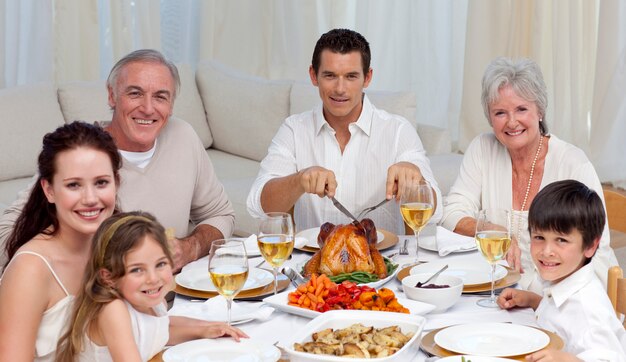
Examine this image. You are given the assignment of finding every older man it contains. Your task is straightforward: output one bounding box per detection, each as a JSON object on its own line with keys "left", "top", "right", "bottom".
{"left": 0, "top": 49, "right": 234, "bottom": 270}
{"left": 247, "top": 29, "right": 441, "bottom": 234}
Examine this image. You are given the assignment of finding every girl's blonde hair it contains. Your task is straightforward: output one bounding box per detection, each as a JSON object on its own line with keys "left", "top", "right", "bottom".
{"left": 56, "top": 211, "right": 173, "bottom": 361}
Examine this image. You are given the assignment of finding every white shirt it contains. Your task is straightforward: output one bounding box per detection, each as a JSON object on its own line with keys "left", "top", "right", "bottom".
{"left": 247, "top": 95, "right": 442, "bottom": 234}
{"left": 536, "top": 264, "right": 626, "bottom": 361}
{"left": 441, "top": 133, "right": 617, "bottom": 292}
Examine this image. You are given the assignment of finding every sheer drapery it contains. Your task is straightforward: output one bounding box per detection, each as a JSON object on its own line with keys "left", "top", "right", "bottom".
{"left": 459, "top": 0, "right": 599, "bottom": 151}
{"left": 590, "top": 0, "right": 626, "bottom": 189}
{"left": 1, "top": 0, "right": 624, "bottom": 185}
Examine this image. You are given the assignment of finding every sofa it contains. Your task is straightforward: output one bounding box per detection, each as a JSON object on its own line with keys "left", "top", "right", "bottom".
{"left": 0, "top": 61, "right": 463, "bottom": 236}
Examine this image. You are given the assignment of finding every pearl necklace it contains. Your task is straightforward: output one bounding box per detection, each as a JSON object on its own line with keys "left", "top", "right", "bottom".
{"left": 516, "top": 135, "right": 544, "bottom": 243}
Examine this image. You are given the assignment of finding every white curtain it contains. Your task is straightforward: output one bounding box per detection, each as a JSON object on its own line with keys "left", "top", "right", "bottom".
{"left": 590, "top": 0, "right": 626, "bottom": 188}
{"left": 459, "top": 0, "right": 599, "bottom": 152}
{"left": 1, "top": 0, "right": 624, "bottom": 185}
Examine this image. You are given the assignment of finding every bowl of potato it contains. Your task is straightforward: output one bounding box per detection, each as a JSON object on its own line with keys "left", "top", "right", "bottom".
{"left": 282, "top": 309, "right": 425, "bottom": 362}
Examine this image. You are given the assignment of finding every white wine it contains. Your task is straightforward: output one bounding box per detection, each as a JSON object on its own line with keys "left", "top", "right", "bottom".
{"left": 401, "top": 202, "right": 434, "bottom": 231}
{"left": 209, "top": 265, "right": 249, "bottom": 297}
{"left": 258, "top": 234, "right": 294, "bottom": 268}
{"left": 475, "top": 231, "right": 512, "bottom": 264}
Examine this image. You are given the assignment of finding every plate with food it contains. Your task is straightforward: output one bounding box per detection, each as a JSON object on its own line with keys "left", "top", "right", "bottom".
{"left": 175, "top": 266, "right": 274, "bottom": 293}
{"left": 162, "top": 338, "right": 280, "bottom": 362}
{"left": 295, "top": 219, "right": 398, "bottom": 253}
{"left": 434, "top": 323, "right": 551, "bottom": 357}
{"left": 397, "top": 265, "right": 520, "bottom": 294}
{"left": 282, "top": 310, "right": 425, "bottom": 362}
{"left": 263, "top": 275, "right": 435, "bottom": 319}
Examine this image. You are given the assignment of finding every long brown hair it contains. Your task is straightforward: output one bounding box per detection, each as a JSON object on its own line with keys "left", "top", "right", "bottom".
{"left": 56, "top": 211, "right": 173, "bottom": 361}
{"left": 3, "top": 121, "right": 122, "bottom": 268}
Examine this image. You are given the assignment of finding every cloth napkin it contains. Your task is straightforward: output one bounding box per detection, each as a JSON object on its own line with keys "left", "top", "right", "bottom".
{"left": 434, "top": 226, "right": 477, "bottom": 256}
{"left": 168, "top": 295, "right": 274, "bottom": 323}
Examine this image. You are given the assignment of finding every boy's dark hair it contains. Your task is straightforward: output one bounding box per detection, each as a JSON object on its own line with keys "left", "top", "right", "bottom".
{"left": 311, "top": 28, "right": 371, "bottom": 77}
{"left": 528, "top": 180, "right": 605, "bottom": 255}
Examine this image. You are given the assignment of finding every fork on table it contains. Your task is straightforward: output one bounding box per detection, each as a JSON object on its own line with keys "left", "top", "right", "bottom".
{"left": 399, "top": 238, "right": 409, "bottom": 255}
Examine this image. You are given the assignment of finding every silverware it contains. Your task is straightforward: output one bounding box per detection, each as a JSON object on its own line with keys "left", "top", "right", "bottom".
{"left": 330, "top": 196, "right": 360, "bottom": 224}
{"left": 399, "top": 238, "right": 409, "bottom": 255}
{"left": 416, "top": 264, "right": 448, "bottom": 286}
{"left": 281, "top": 266, "right": 306, "bottom": 288}
{"left": 357, "top": 198, "right": 391, "bottom": 219}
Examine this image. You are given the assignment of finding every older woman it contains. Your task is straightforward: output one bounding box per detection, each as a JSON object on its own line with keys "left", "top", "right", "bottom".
{"left": 441, "top": 57, "right": 618, "bottom": 292}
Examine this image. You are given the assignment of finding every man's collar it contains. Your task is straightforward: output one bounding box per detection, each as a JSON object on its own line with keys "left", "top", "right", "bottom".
{"left": 314, "top": 93, "right": 373, "bottom": 136}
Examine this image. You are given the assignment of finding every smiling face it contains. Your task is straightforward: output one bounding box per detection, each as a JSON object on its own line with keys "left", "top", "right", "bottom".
{"left": 115, "top": 235, "right": 174, "bottom": 313}
{"left": 107, "top": 61, "right": 175, "bottom": 152}
{"left": 530, "top": 227, "right": 599, "bottom": 283}
{"left": 488, "top": 85, "right": 543, "bottom": 154}
{"left": 42, "top": 147, "right": 117, "bottom": 238}
{"left": 309, "top": 50, "right": 372, "bottom": 127}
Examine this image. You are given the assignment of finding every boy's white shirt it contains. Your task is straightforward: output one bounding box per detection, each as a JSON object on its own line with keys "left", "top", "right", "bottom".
{"left": 536, "top": 263, "right": 626, "bottom": 362}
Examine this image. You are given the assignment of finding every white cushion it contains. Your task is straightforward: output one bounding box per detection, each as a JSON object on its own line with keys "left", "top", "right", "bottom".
{"left": 173, "top": 63, "right": 213, "bottom": 148}
{"left": 196, "top": 61, "right": 292, "bottom": 162}
{"left": 0, "top": 83, "right": 65, "bottom": 181}
{"left": 57, "top": 63, "right": 211, "bottom": 148}
{"left": 289, "top": 82, "right": 417, "bottom": 128}
{"left": 57, "top": 80, "right": 110, "bottom": 123}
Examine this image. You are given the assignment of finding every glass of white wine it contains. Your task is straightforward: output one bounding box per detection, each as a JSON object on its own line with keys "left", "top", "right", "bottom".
{"left": 400, "top": 179, "right": 435, "bottom": 262}
{"left": 475, "top": 208, "right": 512, "bottom": 308}
{"left": 208, "top": 239, "right": 249, "bottom": 325}
{"left": 258, "top": 212, "right": 295, "bottom": 294}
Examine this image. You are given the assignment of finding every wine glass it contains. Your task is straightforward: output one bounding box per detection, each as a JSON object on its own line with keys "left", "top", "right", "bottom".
{"left": 475, "top": 208, "right": 512, "bottom": 308}
{"left": 257, "top": 212, "right": 295, "bottom": 294}
{"left": 400, "top": 179, "right": 435, "bottom": 262}
{"left": 208, "top": 239, "right": 249, "bottom": 325}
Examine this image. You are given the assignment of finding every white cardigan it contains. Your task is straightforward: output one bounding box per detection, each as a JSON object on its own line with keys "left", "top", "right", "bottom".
{"left": 441, "top": 133, "right": 618, "bottom": 292}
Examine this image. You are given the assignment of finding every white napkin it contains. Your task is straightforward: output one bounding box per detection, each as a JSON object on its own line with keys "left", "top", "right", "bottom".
{"left": 168, "top": 295, "right": 274, "bottom": 323}
{"left": 435, "top": 226, "right": 477, "bottom": 256}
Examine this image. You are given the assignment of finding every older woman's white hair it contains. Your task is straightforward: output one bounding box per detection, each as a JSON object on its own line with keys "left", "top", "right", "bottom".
{"left": 481, "top": 57, "right": 549, "bottom": 135}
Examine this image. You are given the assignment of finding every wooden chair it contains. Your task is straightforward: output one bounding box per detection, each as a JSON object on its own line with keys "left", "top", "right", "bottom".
{"left": 608, "top": 265, "right": 626, "bottom": 327}
{"left": 604, "top": 188, "right": 626, "bottom": 234}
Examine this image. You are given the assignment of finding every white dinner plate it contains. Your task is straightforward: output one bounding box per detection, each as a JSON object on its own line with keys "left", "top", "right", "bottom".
{"left": 437, "top": 356, "right": 517, "bottom": 362}
{"left": 263, "top": 290, "right": 435, "bottom": 318}
{"left": 296, "top": 227, "right": 384, "bottom": 248}
{"left": 410, "top": 260, "right": 507, "bottom": 286}
{"left": 434, "top": 323, "right": 550, "bottom": 357}
{"left": 162, "top": 338, "right": 280, "bottom": 362}
{"left": 175, "top": 267, "right": 274, "bottom": 293}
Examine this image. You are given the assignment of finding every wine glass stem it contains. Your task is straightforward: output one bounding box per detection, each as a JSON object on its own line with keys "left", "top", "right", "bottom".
{"left": 414, "top": 229, "right": 420, "bottom": 262}
{"left": 489, "top": 263, "right": 496, "bottom": 303}
{"left": 273, "top": 267, "right": 278, "bottom": 295}
{"left": 226, "top": 298, "right": 233, "bottom": 326}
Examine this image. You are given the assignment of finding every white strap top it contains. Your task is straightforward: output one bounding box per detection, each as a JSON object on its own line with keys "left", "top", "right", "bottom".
{"left": 4, "top": 251, "right": 75, "bottom": 362}
{"left": 79, "top": 301, "right": 170, "bottom": 361}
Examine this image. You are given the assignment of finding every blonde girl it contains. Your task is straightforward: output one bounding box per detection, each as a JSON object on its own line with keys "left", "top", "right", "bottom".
{"left": 56, "top": 211, "right": 247, "bottom": 362}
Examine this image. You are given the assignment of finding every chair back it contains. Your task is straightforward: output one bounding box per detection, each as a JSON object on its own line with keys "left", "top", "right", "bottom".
{"left": 608, "top": 265, "right": 626, "bottom": 327}
{"left": 604, "top": 189, "right": 626, "bottom": 233}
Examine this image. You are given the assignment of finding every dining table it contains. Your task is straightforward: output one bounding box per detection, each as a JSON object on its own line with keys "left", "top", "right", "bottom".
{"left": 151, "top": 232, "right": 560, "bottom": 362}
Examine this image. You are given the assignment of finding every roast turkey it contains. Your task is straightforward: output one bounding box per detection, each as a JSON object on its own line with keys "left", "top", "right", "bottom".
{"left": 302, "top": 218, "right": 387, "bottom": 279}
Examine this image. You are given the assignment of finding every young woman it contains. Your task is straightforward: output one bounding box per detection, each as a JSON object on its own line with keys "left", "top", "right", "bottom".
{"left": 56, "top": 211, "right": 247, "bottom": 361}
{"left": 0, "top": 121, "right": 121, "bottom": 361}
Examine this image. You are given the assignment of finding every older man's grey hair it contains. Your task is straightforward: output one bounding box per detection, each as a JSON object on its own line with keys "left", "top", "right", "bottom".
{"left": 481, "top": 57, "right": 548, "bottom": 135}
{"left": 106, "top": 49, "right": 180, "bottom": 100}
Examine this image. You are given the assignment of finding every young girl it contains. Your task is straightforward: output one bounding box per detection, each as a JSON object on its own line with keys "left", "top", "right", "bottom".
{"left": 0, "top": 121, "right": 121, "bottom": 361}
{"left": 56, "top": 211, "right": 247, "bottom": 361}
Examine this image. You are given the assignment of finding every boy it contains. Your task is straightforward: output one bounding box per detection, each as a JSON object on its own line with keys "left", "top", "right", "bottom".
{"left": 498, "top": 180, "right": 625, "bottom": 361}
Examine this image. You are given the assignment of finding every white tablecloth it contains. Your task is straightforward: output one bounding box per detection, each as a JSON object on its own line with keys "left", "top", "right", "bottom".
{"left": 172, "top": 235, "right": 538, "bottom": 361}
